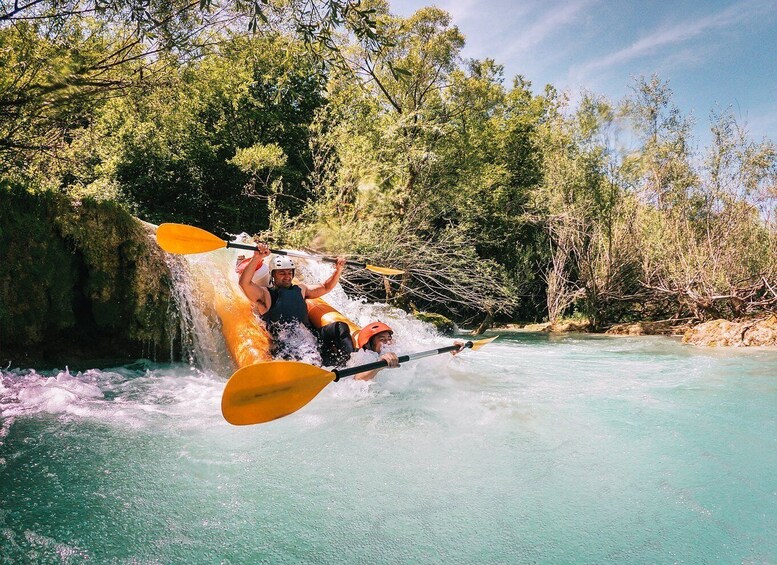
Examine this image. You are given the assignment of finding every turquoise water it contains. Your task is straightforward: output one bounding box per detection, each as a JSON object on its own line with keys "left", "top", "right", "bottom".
{"left": 2, "top": 332, "right": 777, "bottom": 563}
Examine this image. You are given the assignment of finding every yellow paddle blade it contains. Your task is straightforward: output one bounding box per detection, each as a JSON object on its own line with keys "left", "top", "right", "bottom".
{"left": 471, "top": 336, "right": 499, "bottom": 350}
{"left": 221, "top": 361, "right": 336, "bottom": 425}
{"left": 366, "top": 264, "right": 405, "bottom": 276}
{"left": 156, "top": 223, "right": 227, "bottom": 255}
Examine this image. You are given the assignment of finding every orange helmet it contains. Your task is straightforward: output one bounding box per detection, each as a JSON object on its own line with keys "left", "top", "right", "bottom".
{"left": 357, "top": 321, "right": 393, "bottom": 349}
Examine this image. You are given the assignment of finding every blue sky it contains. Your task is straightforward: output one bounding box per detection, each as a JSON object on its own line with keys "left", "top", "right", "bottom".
{"left": 389, "top": 0, "right": 777, "bottom": 147}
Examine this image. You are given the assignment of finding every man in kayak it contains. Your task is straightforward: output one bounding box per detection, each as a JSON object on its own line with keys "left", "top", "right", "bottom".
{"left": 239, "top": 244, "right": 354, "bottom": 367}
{"left": 350, "top": 321, "right": 465, "bottom": 380}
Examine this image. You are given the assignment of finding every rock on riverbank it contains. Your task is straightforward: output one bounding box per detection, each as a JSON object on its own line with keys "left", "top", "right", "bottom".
{"left": 605, "top": 320, "right": 691, "bottom": 337}
{"left": 682, "top": 316, "right": 777, "bottom": 347}
{"left": 499, "top": 316, "right": 777, "bottom": 348}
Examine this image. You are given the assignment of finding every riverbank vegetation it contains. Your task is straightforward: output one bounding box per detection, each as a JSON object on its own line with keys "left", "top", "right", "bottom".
{"left": 2, "top": 0, "right": 775, "bottom": 358}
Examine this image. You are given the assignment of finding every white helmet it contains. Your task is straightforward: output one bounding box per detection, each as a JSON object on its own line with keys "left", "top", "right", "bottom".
{"left": 270, "top": 255, "right": 296, "bottom": 272}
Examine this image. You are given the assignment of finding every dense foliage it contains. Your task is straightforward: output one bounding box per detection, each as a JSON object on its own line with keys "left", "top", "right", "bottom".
{"left": 2, "top": 0, "right": 775, "bottom": 353}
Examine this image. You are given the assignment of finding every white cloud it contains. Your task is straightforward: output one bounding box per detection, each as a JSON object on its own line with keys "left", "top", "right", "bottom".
{"left": 494, "top": 0, "right": 596, "bottom": 60}
{"left": 391, "top": 0, "right": 482, "bottom": 22}
{"left": 577, "top": 0, "right": 777, "bottom": 77}
{"left": 743, "top": 105, "right": 777, "bottom": 142}
{"left": 437, "top": 0, "right": 481, "bottom": 22}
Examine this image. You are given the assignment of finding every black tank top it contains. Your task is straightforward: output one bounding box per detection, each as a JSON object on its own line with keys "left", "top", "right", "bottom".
{"left": 261, "top": 285, "right": 310, "bottom": 327}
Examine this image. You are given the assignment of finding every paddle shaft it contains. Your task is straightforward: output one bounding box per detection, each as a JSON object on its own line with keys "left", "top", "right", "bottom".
{"left": 225, "top": 241, "right": 369, "bottom": 270}
{"left": 332, "top": 341, "right": 473, "bottom": 381}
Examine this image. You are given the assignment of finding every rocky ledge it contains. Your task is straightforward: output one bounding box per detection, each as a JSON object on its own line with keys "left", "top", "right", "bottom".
{"left": 511, "top": 320, "right": 591, "bottom": 333}
{"left": 501, "top": 316, "right": 777, "bottom": 347}
{"left": 682, "top": 315, "right": 777, "bottom": 347}
{"left": 606, "top": 320, "right": 691, "bottom": 337}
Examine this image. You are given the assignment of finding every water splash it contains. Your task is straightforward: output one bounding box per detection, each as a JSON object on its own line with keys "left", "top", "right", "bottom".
{"left": 296, "top": 255, "right": 448, "bottom": 353}
{"left": 270, "top": 321, "right": 322, "bottom": 365}
{"left": 0, "top": 365, "right": 224, "bottom": 429}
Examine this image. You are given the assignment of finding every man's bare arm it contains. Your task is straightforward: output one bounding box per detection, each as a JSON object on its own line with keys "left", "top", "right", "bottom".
{"left": 303, "top": 257, "right": 346, "bottom": 299}
{"left": 238, "top": 245, "right": 271, "bottom": 310}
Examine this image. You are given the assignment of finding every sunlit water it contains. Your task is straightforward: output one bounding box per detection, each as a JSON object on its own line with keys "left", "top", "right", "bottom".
{"left": 2, "top": 249, "right": 777, "bottom": 562}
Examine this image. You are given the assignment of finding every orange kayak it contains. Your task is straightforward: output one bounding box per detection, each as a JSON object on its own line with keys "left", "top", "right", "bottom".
{"left": 214, "top": 288, "right": 359, "bottom": 369}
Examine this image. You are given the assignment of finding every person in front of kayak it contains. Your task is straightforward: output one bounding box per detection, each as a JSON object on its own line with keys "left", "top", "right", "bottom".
{"left": 350, "top": 321, "right": 466, "bottom": 381}
{"left": 239, "top": 244, "right": 354, "bottom": 367}
{"left": 350, "top": 321, "right": 399, "bottom": 381}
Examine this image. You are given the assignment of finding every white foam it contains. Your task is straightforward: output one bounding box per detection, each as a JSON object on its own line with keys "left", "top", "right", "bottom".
{"left": 272, "top": 321, "right": 322, "bottom": 365}
{"left": 0, "top": 366, "right": 224, "bottom": 429}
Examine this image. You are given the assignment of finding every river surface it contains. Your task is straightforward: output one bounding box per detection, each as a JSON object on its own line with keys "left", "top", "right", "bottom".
{"left": 2, "top": 329, "right": 777, "bottom": 563}
{"left": 3, "top": 248, "right": 777, "bottom": 563}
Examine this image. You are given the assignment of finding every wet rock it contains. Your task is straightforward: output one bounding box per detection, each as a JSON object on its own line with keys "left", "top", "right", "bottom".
{"left": 0, "top": 185, "right": 179, "bottom": 367}
{"left": 606, "top": 320, "right": 689, "bottom": 336}
{"left": 520, "top": 320, "right": 590, "bottom": 332}
{"left": 548, "top": 320, "right": 590, "bottom": 332}
{"left": 415, "top": 311, "right": 457, "bottom": 335}
{"left": 682, "top": 316, "right": 777, "bottom": 347}
{"left": 742, "top": 315, "right": 777, "bottom": 346}
{"left": 521, "top": 322, "right": 552, "bottom": 332}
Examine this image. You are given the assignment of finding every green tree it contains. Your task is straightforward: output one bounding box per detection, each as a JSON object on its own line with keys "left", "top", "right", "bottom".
{"left": 619, "top": 78, "right": 777, "bottom": 321}
{"left": 0, "top": 0, "right": 380, "bottom": 182}
{"left": 92, "top": 33, "right": 326, "bottom": 233}
{"left": 330, "top": 4, "right": 465, "bottom": 212}
{"left": 620, "top": 75, "right": 697, "bottom": 210}
{"left": 0, "top": 18, "right": 150, "bottom": 182}
{"left": 293, "top": 6, "right": 531, "bottom": 321}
